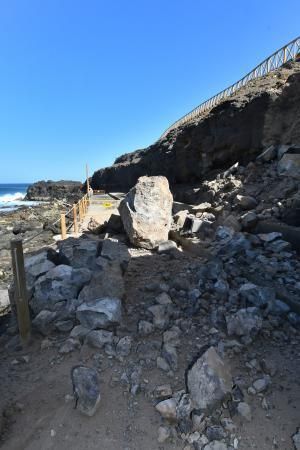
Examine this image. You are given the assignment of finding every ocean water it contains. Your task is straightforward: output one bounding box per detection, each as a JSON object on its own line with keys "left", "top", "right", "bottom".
{"left": 0, "top": 183, "right": 39, "bottom": 213}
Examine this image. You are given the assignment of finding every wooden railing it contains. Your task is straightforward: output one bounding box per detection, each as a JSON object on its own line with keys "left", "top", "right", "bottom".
{"left": 60, "top": 193, "right": 90, "bottom": 239}
{"left": 160, "top": 36, "right": 300, "bottom": 139}
{"left": 9, "top": 192, "right": 91, "bottom": 344}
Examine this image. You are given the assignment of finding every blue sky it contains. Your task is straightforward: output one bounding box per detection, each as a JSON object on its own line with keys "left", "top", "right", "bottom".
{"left": 0, "top": 0, "right": 299, "bottom": 183}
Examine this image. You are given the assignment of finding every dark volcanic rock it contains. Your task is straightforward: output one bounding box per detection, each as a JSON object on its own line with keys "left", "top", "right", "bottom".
{"left": 71, "top": 366, "right": 101, "bottom": 416}
{"left": 91, "top": 61, "right": 300, "bottom": 192}
{"left": 26, "top": 180, "right": 82, "bottom": 202}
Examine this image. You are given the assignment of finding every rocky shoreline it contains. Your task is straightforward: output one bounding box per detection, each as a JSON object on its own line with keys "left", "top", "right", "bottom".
{"left": 0, "top": 179, "right": 84, "bottom": 292}
{"left": 0, "top": 200, "right": 69, "bottom": 291}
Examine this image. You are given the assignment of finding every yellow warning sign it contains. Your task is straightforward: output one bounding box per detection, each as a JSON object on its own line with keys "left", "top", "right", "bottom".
{"left": 102, "top": 202, "right": 113, "bottom": 208}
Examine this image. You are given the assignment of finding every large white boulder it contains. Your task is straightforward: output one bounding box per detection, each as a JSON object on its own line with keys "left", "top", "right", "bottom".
{"left": 119, "top": 176, "right": 173, "bottom": 249}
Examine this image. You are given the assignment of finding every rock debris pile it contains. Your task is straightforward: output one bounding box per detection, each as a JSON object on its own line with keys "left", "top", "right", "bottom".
{"left": 2, "top": 161, "right": 300, "bottom": 448}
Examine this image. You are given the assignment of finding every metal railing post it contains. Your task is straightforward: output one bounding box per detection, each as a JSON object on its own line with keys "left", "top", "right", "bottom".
{"left": 10, "top": 239, "right": 31, "bottom": 345}
{"left": 159, "top": 36, "right": 300, "bottom": 139}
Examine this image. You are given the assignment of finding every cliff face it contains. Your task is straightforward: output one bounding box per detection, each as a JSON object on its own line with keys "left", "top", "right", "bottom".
{"left": 91, "top": 61, "right": 300, "bottom": 192}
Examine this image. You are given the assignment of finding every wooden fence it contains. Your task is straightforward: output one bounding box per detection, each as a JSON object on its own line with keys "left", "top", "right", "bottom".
{"left": 10, "top": 192, "right": 91, "bottom": 345}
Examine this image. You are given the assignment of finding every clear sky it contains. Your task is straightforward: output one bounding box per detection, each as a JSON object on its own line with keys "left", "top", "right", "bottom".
{"left": 0, "top": 0, "right": 299, "bottom": 183}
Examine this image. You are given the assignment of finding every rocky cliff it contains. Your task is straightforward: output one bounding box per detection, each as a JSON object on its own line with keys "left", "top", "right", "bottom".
{"left": 91, "top": 61, "right": 300, "bottom": 192}
{"left": 26, "top": 180, "right": 83, "bottom": 202}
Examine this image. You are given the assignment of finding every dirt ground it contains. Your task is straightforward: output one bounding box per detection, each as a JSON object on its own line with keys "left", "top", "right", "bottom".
{"left": 0, "top": 250, "right": 299, "bottom": 450}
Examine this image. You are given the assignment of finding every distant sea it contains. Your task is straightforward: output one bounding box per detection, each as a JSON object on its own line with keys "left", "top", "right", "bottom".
{"left": 0, "top": 183, "right": 39, "bottom": 213}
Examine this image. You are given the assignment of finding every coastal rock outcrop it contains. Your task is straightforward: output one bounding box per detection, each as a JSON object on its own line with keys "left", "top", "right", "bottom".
{"left": 119, "top": 176, "right": 173, "bottom": 249}
{"left": 26, "top": 180, "right": 82, "bottom": 202}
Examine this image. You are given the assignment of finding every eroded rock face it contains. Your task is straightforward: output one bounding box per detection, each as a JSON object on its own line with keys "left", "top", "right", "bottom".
{"left": 91, "top": 62, "right": 300, "bottom": 192}
{"left": 187, "top": 347, "right": 232, "bottom": 411}
{"left": 119, "top": 176, "right": 173, "bottom": 249}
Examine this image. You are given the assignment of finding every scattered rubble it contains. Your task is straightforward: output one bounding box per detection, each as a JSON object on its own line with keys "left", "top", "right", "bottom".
{"left": 1, "top": 143, "right": 300, "bottom": 448}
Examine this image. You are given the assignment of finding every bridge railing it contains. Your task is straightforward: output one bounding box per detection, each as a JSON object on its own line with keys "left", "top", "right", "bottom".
{"left": 160, "top": 36, "right": 300, "bottom": 139}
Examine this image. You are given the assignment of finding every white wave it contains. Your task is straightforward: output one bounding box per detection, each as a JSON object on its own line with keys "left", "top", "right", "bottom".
{"left": 0, "top": 192, "right": 25, "bottom": 203}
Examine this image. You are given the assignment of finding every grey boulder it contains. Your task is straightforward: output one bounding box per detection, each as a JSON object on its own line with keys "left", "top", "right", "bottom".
{"left": 119, "top": 176, "right": 173, "bottom": 249}
{"left": 76, "top": 297, "right": 122, "bottom": 330}
{"left": 157, "top": 240, "right": 178, "bottom": 253}
{"left": 116, "top": 336, "right": 132, "bottom": 356}
{"left": 203, "top": 442, "right": 228, "bottom": 450}
{"left": 24, "top": 251, "right": 56, "bottom": 293}
{"left": 234, "top": 195, "right": 257, "bottom": 210}
{"left": 31, "top": 265, "right": 91, "bottom": 314}
{"left": 187, "top": 346, "right": 232, "bottom": 410}
{"left": 70, "top": 325, "right": 90, "bottom": 342}
{"left": 57, "top": 237, "right": 100, "bottom": 268}
{"left": 155, "top": 398, "right": 177, "bottom": 421}
{"left": 239, "top": 283, "right": 275, "bottom": 307}
{"left": 277, "top": 147, "right": 300, "bottom": 179}
{"left": 78, "top": 258, "right": 124, "bottom": 302}
{"left": 85, "top": 330, "right": 114, "bottom": 348}
{"left": 32, "top": 310, "right": 57, "bottom": 335}
{"left": 71, "top": 366, "right": 101, "bottom": 416}
{"left": 226, "top": 308, "right": 263, "bottom": 339}
{"left": 100, "top": 238, "right": 130, "bottom": 266}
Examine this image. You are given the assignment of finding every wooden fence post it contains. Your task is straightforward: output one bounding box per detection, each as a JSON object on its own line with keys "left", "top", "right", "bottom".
{"left": 10, "top": 239, "right": 31, "bottom": 345}
{"left": 73, "top": 204, "right": 78, "bottom": 233}
{"left": 61, "top": 213, "right": 66, "bottom": 239}
{"left": 79, "top": 200, "right": 83, "bottom": 221}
